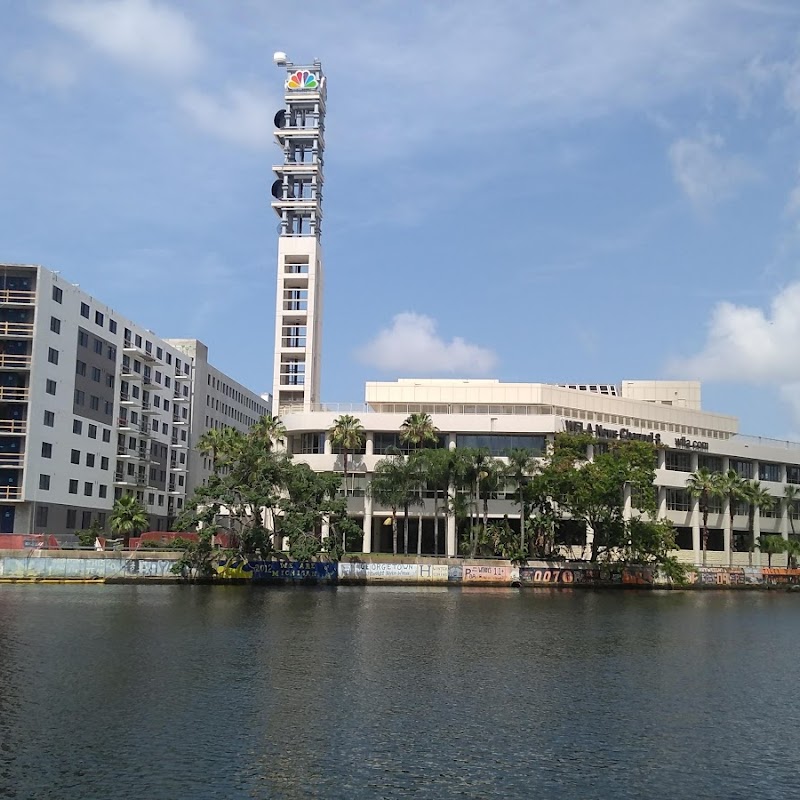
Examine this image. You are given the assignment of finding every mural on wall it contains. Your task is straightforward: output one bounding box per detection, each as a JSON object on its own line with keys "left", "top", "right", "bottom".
{"left": 462, "top": 565, "right": 518, "bottom": 584}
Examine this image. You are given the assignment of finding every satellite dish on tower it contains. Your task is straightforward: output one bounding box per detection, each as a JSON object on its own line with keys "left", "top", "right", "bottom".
{"left": 274, "top": 109, "right": 286, "bottom": 129}
{"left": 273, "top": 51, "right": 288, "bottom": 65}
{"left": 271, "top": 180, "right": 283, "bottom": 199}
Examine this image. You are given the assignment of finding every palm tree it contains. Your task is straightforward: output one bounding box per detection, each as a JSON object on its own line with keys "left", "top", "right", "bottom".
{"left": 197, "top": 427, "right": 230, "bottom": 474}
{"left": 250, "top": 413, "right": 286, "bottom": 449}
{"left": 505, "top": 449, "right": 536, "bottom": 552}
{"left": 109, "top": 495, "right": 148, "bottom": 547}
{"left": 414, "top": 448, "right": 452, "bottom": 556}
{"left": 784, "top": 484, "right": 800, "bottom": 538}
{"left": 686, "top": 467, "right": 724, "bottom": 566}
{"left": 401, "top": 413, "right": 439, "bottom": 554}
{"left": 743, "top": 481, "right": 774, "bottom": 566}
{"left": 400, "top": 412, "right": 439, "bottom": 450}
{"left": 370, "top": 453, "right": 413, "bottom": 555}
{"left": 721, "top": 469, "right": 747, "bottom": 564}
{"left": 329, "top": 415, "right": 365, "bottom": 496}
{"left": 756, "top": 535, "right": 786, "bottom": 568}
{"left": 785, "top": 537, "right": 800, "bottom": 569}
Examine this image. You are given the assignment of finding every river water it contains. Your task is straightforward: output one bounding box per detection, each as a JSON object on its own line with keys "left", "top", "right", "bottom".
{"left": 0, "top": 586, "right": 798, "bottom": 799}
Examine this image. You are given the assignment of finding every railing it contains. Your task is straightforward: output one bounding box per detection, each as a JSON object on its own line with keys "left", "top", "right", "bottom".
{"left": 0, "top": 387, "right": 29, "bottom": 401}
{"left": 0, "top": 453, "right": 24, "bottom": 466}
{"left": 0, "top": 321, "right": 33, "bottom": 336}
{"left": 0, "top": 289, "right": 35, "bottom": 304}
{"left": 0, "top": 486, "right": 22, "bottom": 500}
{"left": 120, "top": 368, "right": 142, "bottom": 379}
{"left": 0, "top": 420, "right": 26, "bottom": 434}
{"left": 733, "top": 434, "right": 800, "bottom": 451}
{"left": 0, "top": 354, "right": 31, "bottom": 369}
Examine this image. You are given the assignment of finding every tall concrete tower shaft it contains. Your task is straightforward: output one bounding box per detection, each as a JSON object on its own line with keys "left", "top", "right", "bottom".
{"left": 271, "top": 58, "right": 326, "bottom": 414}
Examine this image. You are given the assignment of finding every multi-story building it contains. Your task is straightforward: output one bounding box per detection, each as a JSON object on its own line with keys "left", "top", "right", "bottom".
{"left": 266, "top": 56, "right": 800, "bottom": 567}
{"left": 0, "top": 263, "right": 269, "bottom": 536}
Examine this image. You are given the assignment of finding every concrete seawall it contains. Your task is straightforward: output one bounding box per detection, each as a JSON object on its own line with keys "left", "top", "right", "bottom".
{"left": 1, "top": 550, "right": 799, "bottom": 588}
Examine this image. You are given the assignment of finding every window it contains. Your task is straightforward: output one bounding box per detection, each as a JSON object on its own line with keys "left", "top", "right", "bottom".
{"left": 106, "top": 374, "right": 114, "bottom": 388}
{"left": 148, "top": 492, "right": 155, "bottom": 505}
{"left": 44, "top": 410, "right": 55, "bottom": 427}
{"left": 41, "top": 442, "right": 52, "bottom": 458}
{"left": 107, "top": 345, "right": 116, "bottom": 361}
{"left": 73, "top": 420, "right": 82, "bottom": 434}
{"left": 788, "top": 465, "right": 800, "bottom": 485}
{"left": 156, "top": 347, "right": 163, "bottom": 360}
{"left": 47, "top": 348, "right": 59, "bottom": 365}
{"left": 74, "top": 390, "right": 85, "bottom": 405}
{"left": 88, "top": 424, "right": 97, "bottom": 439}
{"left": 80, "top": 302, "right": 90, "bottom": 318}
{"left": 95, "top": 311, "right": 104, "bottom": 326}
{"left": 101, "top": 456, "right": 109, "bottom": 470}
{"left": 109, "top": 319, "right": 117, "bottom": 334}
{"left": 104, "top": 401, "right": 113, "bottom": 416}
{"left": 667, "top": 488, "right": 692, "bottom": 511}
{"left": 78, "top": 330, "right": 89, "bottom": 347}
{"left": 102, "top": 429, "right": 111, "bottom": 443}
{"left": 50, "top": 316, "right": 61, "bottom": 334}
{"left": 68, "top": 479, "right": 78, "bottom": 494}
{"left": 730, "top": 459, "right": 753, "bottom": 479}
{"left": 66, "top": 509, "right": 76, "bottom": 529}
{"left": 84, "top": 482, "right": 93, "bottom": 497}
{"left": 155, "top": 370, "right": 162, "bottom": 384}
{"left": 759, "top": 463, "right": 781, "bottom": 482}
{"left": 165, "top": 376, "right": 171, "bottom": 388}
{"left": 76, "top": 360, "right": 86, "bottom": 376}
{"left": 665, "top": 451, "right": 692, "bottom": 472}
{"left": 135, "top": 334, "right": 142, "bottom": 347}
{"left": 36, "top": 506, "right": 49, "bottom": 527}
{"left": 166, "top": 353, "right": 172, "bottom": 365}
{"left": 52, "top": 286, "right": 63, "bottom": 303}
{"left": 698, "top": 455, "right": 722, "bottom": 472}
{"left": 71, "top": 449, "right": 80, "bottom": 464}
{"left": 86, "top": 453, "right": 95, "bottom": 468}
{"left": 39, "top": 474, "right": 50, "bottom": 491}
{"left": 46, "top": 379, "right": 56, "bottom": 395}
{"left": 90, "top": 395, "right": 100, "bottom": 411}
{"left": 82, "top": 511, "right": 92, "bottom": 529}
{"left": 91, "top": 366, "right": 101, "bottom": 382}
{"left": 94, "top": 339, "right": 103, "bottom": 355}
{"left": 99, "top": 485, "right": 107, "bottom": 498}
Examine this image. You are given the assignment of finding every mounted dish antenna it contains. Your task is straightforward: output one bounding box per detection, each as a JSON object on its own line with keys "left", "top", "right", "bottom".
{"left": 274, "top": 109, "right": 286, "bottom": 129}
{"left": 273, "top": 51, "right": 288, "bottom": 66}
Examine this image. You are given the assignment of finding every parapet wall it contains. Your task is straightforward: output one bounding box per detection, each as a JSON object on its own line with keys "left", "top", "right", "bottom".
{"left": 2, "top": 551, "right": 798, "bottom": 588}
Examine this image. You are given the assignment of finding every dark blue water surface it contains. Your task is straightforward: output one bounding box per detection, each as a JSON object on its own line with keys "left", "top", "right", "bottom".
{"left": 0, "top": 586, "right": 798, "bottom": 799}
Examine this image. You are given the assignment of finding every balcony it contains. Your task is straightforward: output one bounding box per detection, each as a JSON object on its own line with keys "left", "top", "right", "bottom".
{"left": 0, "top": 289, "right": 35, "bottom": 306}
{"left": 167, "top": 484, "right": 182, "bottom": 495}
{"left": 0, "top": 419, "right": 26, "bottom": 435}
{"left": 120, "top": 367, "right": 143, "bottom": 380}
{"left": 171, "top": 437, "right": 187, "bottom": 448}
{"left": 172, "top": 392, "right": 189, "bottom": 403}
{"left": 117, "top": 446, "right": 149, "bottom": 460}
{"left": 0, "top": 354, "right": 31, "bottom": 369}
{"left": 172, "top": 415, "right": 188, "bottom": 425}
{"left": 169, "top": 459, "right": 187, "bottom": 471}
{"left": 174, "top": 372, "right": 191, "bottom": 382}
{"left": 119, "top": 392, "right": 137, "bottom": 405}
{"left": 0, "top": 321, "right": 33, "bottom": 337}
{"left": 0, "top": 387, "right": 29, "bottom": 402}
{"left": 141, "top": 402, "right": 161, "bottom": 414}
{"left": 0, "top": 453, "right": 24, "bottom": 467}
{"left": 0, "top": 485, "right": 22, "bottom": 500}
{"left": 123, "top": 340, "right": 155, "bottom": 362}
{"left": 114, "top": 472, "right": 147, "bottom": 487}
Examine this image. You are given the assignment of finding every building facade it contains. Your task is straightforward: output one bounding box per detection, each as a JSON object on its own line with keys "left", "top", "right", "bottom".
{"left": 0, "top": 264, "right": 269, "bottom": 536}
{"left": 269, "top": 55, "right": 798, "bottom": 567}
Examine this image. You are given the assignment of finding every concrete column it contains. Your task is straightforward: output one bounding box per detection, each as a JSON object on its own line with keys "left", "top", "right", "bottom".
{"left": 691, "top": 497, "right": 701, "bottom": 565}
{"left": 365, "top": 432, "right": 374, "bottom": 457}
{"left": 657, "top": 448, "right": 666, "bottom": 470}
{"left": 362, "top": 490, "right": 373, "bottom": 553}
{"left": 323, "top": 434, "right": 332, "bottom": 456}
{"left": 723, "top": 496, "right": 732, "bottom": 566}
{"left": 446, "top": 478, "right": 457, "bottom": 556}
{"left": 623, "top": 483, "right": 632, "bottom": 521}
{"left": 753, "top": 509, "right": 761, "bottom": 567}
{"left": 586, "top": 444, "right": 594, "bottom": 462}
{"left": 658, "top": 487, "right": 667, "bottom": 519}
{"left": 585, "top": 524, "right": 594, "bottom": 560}
{"left": 690, "top": 452, "right": 699, "bottom": 473}
{"left": 321, "top": 518, "right": 330, "bottom": 544}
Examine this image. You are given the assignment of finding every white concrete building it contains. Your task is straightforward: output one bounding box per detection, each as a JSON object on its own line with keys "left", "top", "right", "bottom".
{"left": 0, "top": 264, "right": 269, "bottom": 536}
{"left": 266, "top": 57, "right": 800, "bottom": 567}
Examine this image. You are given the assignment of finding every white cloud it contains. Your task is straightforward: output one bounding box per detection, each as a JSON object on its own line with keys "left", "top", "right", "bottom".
{"left": 668, "top": 132, "right": 759, "bottom": 211}
{"left": 669, "top": 283, "right": 800, "bottom": 382}
{"left": 8, "top": 48, "right": 79, "bottom": 90}
{"left": 357, "top": 313, "right": 497, "bottom": 376}
{"left": 178, "top": 86, "right": 276, "bottom": 150}
{"left": 45, "top": 0, "right": 203, "bottom": 78}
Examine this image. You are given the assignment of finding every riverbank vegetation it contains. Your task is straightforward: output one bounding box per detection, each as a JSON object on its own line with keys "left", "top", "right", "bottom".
{"left": 173, "top": 414, "right": 695, "bottom": 582}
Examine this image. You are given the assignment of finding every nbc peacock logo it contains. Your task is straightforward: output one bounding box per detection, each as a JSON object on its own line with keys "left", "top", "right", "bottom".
{"left": 287, "top": 70, "right": 319, "bottom": 90}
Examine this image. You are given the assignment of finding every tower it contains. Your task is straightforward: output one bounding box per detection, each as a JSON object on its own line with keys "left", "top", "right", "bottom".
{"left": 271, "top": 54, "right": 326, "bottom": 414}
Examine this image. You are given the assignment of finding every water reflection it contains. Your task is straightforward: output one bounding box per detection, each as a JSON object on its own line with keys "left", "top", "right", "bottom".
{"left": 0, "top": 586, "right": 798, "bottom": 799}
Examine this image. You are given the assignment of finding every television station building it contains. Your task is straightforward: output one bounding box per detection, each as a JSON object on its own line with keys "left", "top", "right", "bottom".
{"left": 0, "top": 264, "right": 270, "bottom": 537}
{"left": 269, "top": 55, "right": 800, "bottom": 567}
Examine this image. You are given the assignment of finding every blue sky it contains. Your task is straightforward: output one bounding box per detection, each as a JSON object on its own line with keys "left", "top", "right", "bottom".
{"left": 4, "top": 1, "right": 800, "bottom": 438}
